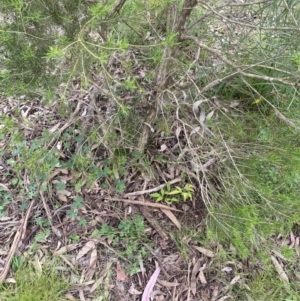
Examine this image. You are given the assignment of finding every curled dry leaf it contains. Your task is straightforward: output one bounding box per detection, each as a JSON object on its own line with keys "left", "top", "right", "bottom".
{"left": 271, "top": 255, "right": 289, "bottom": 282}
{"left": 199, "top": 270, "right": 207, "bottom": 284}
{"left": 175, "top": 125, "right": 182, "bottom": 139}
{"left": 290, "top": 232, "right": 296, "bottom": 249}
{"left": 76, "top": 241, "right": 95, "bottom": 260}
{"left": 65, "top": 293, "right": 77, "bottom": 301}
{"left": 191, "top": 259, "right": 201, "bottom": 295}
{"left": 85, "top": 248, "right": 97, "bottom": 280}
{"left": 54, "top": 243, "right": 79, "bottom": 255}
{"left": 193, "top": 99, "right": 208, "bottom": 114}
{"left": 159, "top": 144, "right": 167, "bottom": 152}
{"left": 79, "top": 289, "right": 85, "bottom": 301}
{"left": 4, "top": 278, "right": 16, "bottom": 283}
{"left": 90, "top": 262, "right": 112, "bottom": 293}
{"left": 157, "top": 279, "right": 179, "bottom": 287}
{"left": 230, "top": 275, "right": 240, "bottom": 285}
{"left": 128, "top": 285, "right": 142, "bottom": 295}
{"left": 56, "top": 189, "right": 72, "bottom": 196}
{"left": 190, "top": 126, "right": 200, "bottom": 136}
{"left": 57, "top": 193, "right": 68, "bottom": 202}
{"left": 221, "top": 267, "right": 233, "bottom": 273}
{"left": 206, "top": 110, "right": 214, "bottom": 120}
{"left": 161, "top": 209, "right": 181, "bottom": 230}
{"left": 193, "top": 246, "right": 215, "bottom": 258}
{"left": 199, "top": 108, "right": 206, "bottom": 124}
{"left": 49, "top": 122, "right": 61, "bottom": 133}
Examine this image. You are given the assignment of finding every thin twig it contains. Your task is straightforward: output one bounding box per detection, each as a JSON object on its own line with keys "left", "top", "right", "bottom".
{"left": 109, "top": 0, "right": 128, "bottom": 17}
{"left": 184, "top": 35, "right": 299, "bottom": 88}
{"left": 104, "top": 197, "right": 183, "bottom": 212}
{"left": 198, "top": 1, "right": 299, "bottom": 32}
{"left": 124, "top": 177, "right": 181, "bottom": 197}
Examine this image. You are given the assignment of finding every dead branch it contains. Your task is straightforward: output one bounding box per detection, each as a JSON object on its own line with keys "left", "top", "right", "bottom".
{"left": 176, "top": 0, "right": 198, "bottom": 39}
{"left": 109, "top": 0, "right": 128, "bottom": 17}
{"left": 184, "top": 35, "right": 299, "bottom": 88}
{"left": 104, "top": 197, "right": 183, "bottom": 212}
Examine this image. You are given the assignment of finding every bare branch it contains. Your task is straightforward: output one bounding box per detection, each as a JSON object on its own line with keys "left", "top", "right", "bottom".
{"left": 184, "top": 35, "right": 299, "bottom": 88}
{"left": 109, "top": 0, "right": 128, "bottom": 17}
{"left": 176, "top": 0, "right": 198, "bottom": 39}
{"left": 198, "top": 1, "right": 300, "bottom": 32}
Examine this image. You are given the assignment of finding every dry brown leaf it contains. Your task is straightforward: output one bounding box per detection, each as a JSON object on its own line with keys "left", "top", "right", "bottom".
{"left": 161, "top": 209, "right": 181, "bottom": 230}
{"left": 206, "top": 110, "right": 215, "bottom": 120}
{"left": 175, "top": 126, "right": 182, "bottom": 140}
{"left": 76, "top": 241, "right": 95, "bottom": 260}
{"left": 89, "top": 248, "right": 97, "bottom": 268}
{"left": 65, "top": 293, "right": 77, "bottom": 301}
{"left": 199, "top": 270, "right": 207, "bottom": 284}
{"left": 271, "top": 255, "right": 289, "bottom": 282}
{"left": 85, "top": 248, "right": 97, "bottom": 280}
{"left": 157, "top": 279, "right": 179, "bottom": 287}
{"left": 54, "top": 243, "right": 79, "bottom": 255}
{"left": 289, "top": 232, "right": 296, "bottom": 249}
{"left": 211, "top": 284, "right": 220, "bottom": 301}
{"left": 128, "top": 285, "right": 142, "bottom": 295}
{"left": 79, "top": 288, "right": 85, "bottom": 301}
{"left": 4, "top": 278, "right": 16, "bottom": 283}
{"left": 57, "top": 193, "right": 68, "bottom": 202}
{"left": 194, "top": 246, "right": 215, "bottom": 258}
{"left": 230, "top": 275, "right": 240, "bottom": 285}
{"left": 57, "top": 189, "right": 72, "bottom": 196}
{"left": 142, "top": 266, "right": 161, "bottom": 301}
{"left": 58, "top": 254, "right": 75, "bottom": 271}
{"left": 49, "top": 122, "right": 61, "bottom": 133}
{"left": 191, "top": 259, "right": 201, "bottom": 295}
{"left": 159, "top": 144, "right": 167, "bottom": 152}
{"left": 90, "top": 262, "right": 112, "bottom": 293}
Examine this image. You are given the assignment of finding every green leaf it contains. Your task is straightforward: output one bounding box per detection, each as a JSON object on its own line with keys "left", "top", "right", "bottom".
{"left": 79, "top": 218, "right": 87, "bottom": 227}
{"left": 166, "top": 182, "right": 171, "bottom": 191}
{"left": 67, "top": 209, "right": 78, "bottom": 220}
{"left": 150, "top": 193, "right": 161, "bottom": 198}
{"left": 166, "top": 189, "right": 181, "bottom": 195}
{"left": 74, "top": 196, "right": 84, "bottom": 209}
{"left": 45, "top": 45, "right": 64, "bottom": 59}
{"left": 155, "top": 195, "right": 163, "bottom": 202}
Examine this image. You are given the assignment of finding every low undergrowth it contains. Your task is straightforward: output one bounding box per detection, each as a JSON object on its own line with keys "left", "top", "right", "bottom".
{"left": 1, "top": 0, "right": 300, "bottom": 300}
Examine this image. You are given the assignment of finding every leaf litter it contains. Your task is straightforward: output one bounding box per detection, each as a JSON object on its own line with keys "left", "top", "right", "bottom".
{"left": 0, "top": 51, "right": 299, "bottom": 301}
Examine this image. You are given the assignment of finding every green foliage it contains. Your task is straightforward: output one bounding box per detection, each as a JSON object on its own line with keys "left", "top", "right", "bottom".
{"left": 150, "top": 183, "right": 194, "bottom": 204}
{"left": 0, "top": 188, "right": 12, "bottom": 218}
{"left": 1, "top": 0, "right": 300, "bottom": 298}
{"left": 95, "top": 215, "right": 149, "bottom": 264}
{"left": 207, "top": 105, "right": 300, "bottom": 257}
{"left": 67, "top": 195, "right": 84, "bottom": 220}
